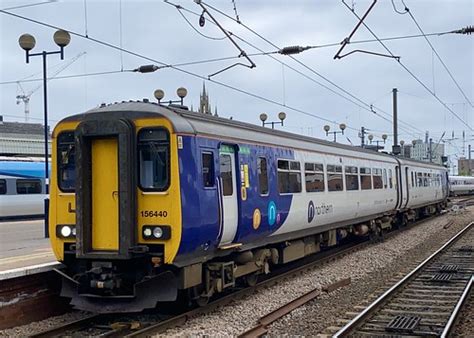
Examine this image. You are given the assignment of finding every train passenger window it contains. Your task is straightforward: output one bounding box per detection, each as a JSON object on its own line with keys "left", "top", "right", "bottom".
{"left": 278, "top": 160, "right": 302, "bottom": 194}
{"left": 0, "top": 179, "right": 6, "bottom": 194}
{"left": 305, "top": 162, "right": 325, "bottom": 192}
{"left": 16, "top": 179, "right": 42, "bottom": 194}
{"left": 388, "top": 169, "right": 393, "bottom": 189}
{"left": 360, "top": 167, "right": 372, "bottom": 190}
{"left": 411, "top": 172, "right": 414, "bottom": 187}
{"left": 417, "top": 172, "right": 423, "bottom": 187}
{"left": 383, "top": 169, "right": 388, "bottom": 189}
{"left": 220, "top": 154, "right": 233, "bottom": 196}
{"left": 138, "top": 128, "right": 170, "bottom": 191}
{"left": 345, "top": 166, "right": 359, "bottom": 191}
{"left": 423, "top": 173, "right": 428, "bottom": 187}
{"left": 258, "top": 157, "right": 269, "bottom": 195}
{"left": 202, "top": 152, "right": 215, "bottom": 188}
{"left": 57, "top": 131, "right": 76, "bottom": 192}
{"left": 373, "top": 168, "right": 383, "bottom": 189}
{"left": 327, "top": 165, "right": 343, "bottom": 192}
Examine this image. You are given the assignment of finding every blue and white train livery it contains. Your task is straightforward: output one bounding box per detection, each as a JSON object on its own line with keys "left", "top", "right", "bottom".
{"left": 49, "top": 102, "right": 448, "bottom": 312}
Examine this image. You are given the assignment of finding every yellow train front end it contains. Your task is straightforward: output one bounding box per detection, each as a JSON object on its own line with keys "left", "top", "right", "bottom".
{"left": 49, "top": 105, "right": 183, "bottom": 312}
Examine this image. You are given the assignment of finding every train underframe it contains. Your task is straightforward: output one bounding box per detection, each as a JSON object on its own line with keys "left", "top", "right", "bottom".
{"left": 58, "top": 202, "right": 446, "bottom": 313}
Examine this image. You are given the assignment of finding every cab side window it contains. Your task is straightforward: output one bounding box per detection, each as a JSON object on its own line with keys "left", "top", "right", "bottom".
{"left": 202, "top": 152, "right": 215, "bottom": 188}
{"left": 258, "top": 157, "right": 269, "bottom": 195}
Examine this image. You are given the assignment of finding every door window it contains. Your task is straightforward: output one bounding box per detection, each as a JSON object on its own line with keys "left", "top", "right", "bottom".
{"left": 220, "top": 154, "right": 233, "bottom": 196}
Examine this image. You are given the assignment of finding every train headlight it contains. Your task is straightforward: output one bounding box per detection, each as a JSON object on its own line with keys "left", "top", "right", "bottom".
{"left": 57, "top": 224, "right": 76, "bottom": 239}
{"left": 142, "top": 226, "right": 171, "bottom": 240}
{"left": 153, "top": 227, "right": 163, "bottom": 239}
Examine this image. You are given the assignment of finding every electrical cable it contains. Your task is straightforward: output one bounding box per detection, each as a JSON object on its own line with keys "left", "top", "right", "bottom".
{"left": 0, "top": 9, "right": 356, "bottom": 132}
{"left": 341, "top": 0, "right": 473, "bottom": 131}
{"left": 175, "top": 5, "right": 227, "bottom": 40}
{"left": 198, "top": 1, "right": 423, "bottom": 137}
{"left": 398, "top": 1, "right": 474, "bottom": 108}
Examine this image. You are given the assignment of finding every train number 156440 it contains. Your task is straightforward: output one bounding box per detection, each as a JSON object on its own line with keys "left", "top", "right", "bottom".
{"left": 140, "top": 210, "right": 168, "bottom": 218}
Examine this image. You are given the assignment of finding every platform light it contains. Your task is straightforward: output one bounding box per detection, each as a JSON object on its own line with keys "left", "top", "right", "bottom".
{"left": 368, "top": 134, "right": 374, "bottom": 142}
{"left": 18, "top": 33, "right": 36, "bottom": 51}
{"left": 154, "top": 89, "right": 165, "bottom": 103}
{"left": 260, "top": 112, "right": 285, "bottom": 129}
{"left": 325, "top": 124, "right": 345, "bottom": 142}
{"left": 19, "top": 30, "right": 71, "bottom": 238}
{"left": 53, "top": 30, "right": 71, "bottom": 48}
{"left": 278, "top": 112, "right": 286, "bottom": 122}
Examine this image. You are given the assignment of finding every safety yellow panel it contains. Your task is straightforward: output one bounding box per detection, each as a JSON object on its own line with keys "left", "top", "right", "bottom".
{"left": 91, "top": 138, "right": 119, "bottom": 251}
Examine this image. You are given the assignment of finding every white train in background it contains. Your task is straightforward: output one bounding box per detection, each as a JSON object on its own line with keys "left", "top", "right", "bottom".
{"left": 449, "top": 175, "right": 474, "bottom": 196}
{"left": 0, "top": 158, "right": 46, "bottom": 220}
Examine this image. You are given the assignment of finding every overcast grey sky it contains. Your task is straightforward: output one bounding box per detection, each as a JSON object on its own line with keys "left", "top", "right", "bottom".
{"left": 0, "top": 0, "right": 473, "bottom": 159}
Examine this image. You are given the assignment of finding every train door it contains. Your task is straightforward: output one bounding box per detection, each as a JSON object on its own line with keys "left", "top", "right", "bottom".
{"left": 218, "top": 148, "right": 238, "bottom": 246}
{"left": 395, "top": 165, "right": 402, "bottom": 209}
{"left": 403, "top": 167, "right": 410, "bottom": 208}
{"left": 91, "top": 138, "right": 119, "bottom": 250}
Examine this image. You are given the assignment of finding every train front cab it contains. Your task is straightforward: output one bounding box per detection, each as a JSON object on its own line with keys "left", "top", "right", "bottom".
{"left": 49, "top": 115, "right": 183, "bottom": 312}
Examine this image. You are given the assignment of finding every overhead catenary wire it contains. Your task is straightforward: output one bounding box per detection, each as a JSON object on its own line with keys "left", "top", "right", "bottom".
{"left": 197, "top": 0, "right": 423, "bottom": 137}
{"left": 0, "top": 9, "right": 362, "bottom": 134}
{"left": 341, "top": 0, "right": 473, "bottom": 132}
{"left": 396, "top": 1, "right": 474, "bottom": 108}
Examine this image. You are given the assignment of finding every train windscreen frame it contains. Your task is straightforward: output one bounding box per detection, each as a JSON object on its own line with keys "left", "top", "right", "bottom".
{"left": 137, "top": 128, "right": 170, "bottom": 192}
{"left": 57, "top": 131, "right": 76, "bottom": 192}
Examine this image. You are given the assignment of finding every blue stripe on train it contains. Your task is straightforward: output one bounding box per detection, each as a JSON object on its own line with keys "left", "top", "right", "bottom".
{"left": 176, "top": 135, "right": 294, "bottom": 257}
{"left": 0, "top": 161, "right": 46, "bottom": 178}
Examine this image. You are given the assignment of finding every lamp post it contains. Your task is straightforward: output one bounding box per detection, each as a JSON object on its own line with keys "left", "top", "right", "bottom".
{"left": 19, "top": 30, "right": 71, "bottom": 238}
{"left": 368, "top": 133, "right": 388, "bottom": 151}
{"left": 153, "top": 87, "right": 188, "bottom": 105}
{"left": 259, "top": 112, "right": 286, "bottom": 129}
{"left": 323, "top": 123, "right": 346, "bottom": 142}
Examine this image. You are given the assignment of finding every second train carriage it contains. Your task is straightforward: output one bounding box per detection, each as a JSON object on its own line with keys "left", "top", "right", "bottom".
{"left": 49, "top": 101, "right": 448, "bottom": 312}
{"left": 449, "top": 175, "right": 474, "bottom": 196}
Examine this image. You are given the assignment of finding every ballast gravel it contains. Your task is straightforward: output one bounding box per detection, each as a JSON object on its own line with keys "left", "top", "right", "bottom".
{"left": 159, "top": 207, "right": 474, "bottom": 337}
{"left": 0, "top": 311, "right": 91, "bottom": 337}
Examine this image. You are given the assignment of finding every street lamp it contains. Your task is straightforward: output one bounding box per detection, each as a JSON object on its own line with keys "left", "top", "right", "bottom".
{"left": 154, "top": 87, "right": 188, "bottom": 106}
{"left": 400, "top": 140, "right": 405, "bottom": 157}
{"left": 260, "top": 112, "right": 286, "bottom": 129}
{"left": 19, "top": 29, "right": 71, "bottom": 238}
{"left": 368, "top": 133, "right": 388, "bottom": 151}
{"left": 323, "top": 123, "right": 346, "bottom": 142}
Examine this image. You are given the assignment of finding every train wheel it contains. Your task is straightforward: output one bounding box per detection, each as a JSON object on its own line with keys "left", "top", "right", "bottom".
{"left": 195, "top": 295, "right": 210, "bottom": 307}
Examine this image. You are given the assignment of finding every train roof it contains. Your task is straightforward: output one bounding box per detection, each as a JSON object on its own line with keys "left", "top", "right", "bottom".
{"left": 60, "top": 101, "right": 446, "bottom": 171}
{"left": 0, "top": 160, "right": 45, "bottom": 178}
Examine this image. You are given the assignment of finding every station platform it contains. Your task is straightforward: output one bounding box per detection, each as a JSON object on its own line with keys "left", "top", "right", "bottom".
{"left": 0, "top": 219, "right": 61, "bottom": 278}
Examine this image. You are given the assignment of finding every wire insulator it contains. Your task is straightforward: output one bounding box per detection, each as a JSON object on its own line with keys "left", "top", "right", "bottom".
{"left": 454, "top": 25, "right": 473, "bottom": 35}
{"left": 278, "top": 46, "right": 309, "bottom": 55}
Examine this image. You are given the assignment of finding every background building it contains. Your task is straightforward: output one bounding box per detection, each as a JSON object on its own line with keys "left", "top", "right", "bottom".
{"left": 458, "top": 157, "right": 474, "bottom": 176}
{"left": 410, "top": 138, "right": 445, "bottom": 165}
{"left": 0, "top": 115, "right": 50, "bottom": 157}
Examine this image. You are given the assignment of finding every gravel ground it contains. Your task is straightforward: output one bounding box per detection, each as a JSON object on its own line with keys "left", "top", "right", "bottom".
{"left": 0, "top": 311, "right": 91, "bottom": 336}
{"left": 159, "top": 207, "right": 473, "bottom": 337}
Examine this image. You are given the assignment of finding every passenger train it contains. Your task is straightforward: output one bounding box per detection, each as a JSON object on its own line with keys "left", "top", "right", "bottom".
{"left": 0, "top": 157, "right": 46, "bottom": 220}
{"left": 449, "top": 175, "right": 474, "bottom": 196}
{"left": 49, "top": 102, "right": 448, "bottom": 313}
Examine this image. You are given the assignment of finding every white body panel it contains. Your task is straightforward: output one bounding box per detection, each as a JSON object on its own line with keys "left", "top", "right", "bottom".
{"left": 218, "top": 152, "right": 238, "bottom": 246}
{"left": 273, "top": 150, "right": 398, "bottom": 236}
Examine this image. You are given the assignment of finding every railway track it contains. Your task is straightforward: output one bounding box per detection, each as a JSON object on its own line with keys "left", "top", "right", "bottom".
{"left": 31, "top": 239, "right": 370, "bottom": 337}
{"left": 333, "top": 221, "right": 474, "bottom": 337}
{"left": 30, "top": 214, "right": 450, "bottom": 337}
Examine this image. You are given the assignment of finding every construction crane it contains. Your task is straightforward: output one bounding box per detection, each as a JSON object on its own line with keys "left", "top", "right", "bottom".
{"left": 16, "top": 52, "right": 86, "bottom": 122}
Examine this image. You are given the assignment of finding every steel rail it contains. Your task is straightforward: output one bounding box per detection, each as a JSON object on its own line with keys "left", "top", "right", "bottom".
{"left": 441, "top": 275, "right": 473, "bottom": 338}
{"left": 333, "top": 221, "right": 474, "bottom": 337}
